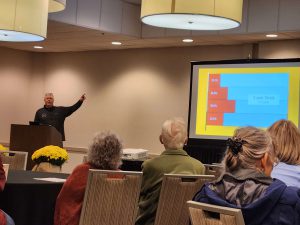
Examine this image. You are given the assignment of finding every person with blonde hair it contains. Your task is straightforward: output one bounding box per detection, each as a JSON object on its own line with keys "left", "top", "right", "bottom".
{"left": 268, "top": 119, "right": 300, "bottom": 187}
{"left": 54, "top": 131, "right": 122, "bottom": 225}
{"left": 135, "top": 117, "right": 205, "bottom": 225}
{"left": 193, "top": 126, "right": 300, "bottom": 225}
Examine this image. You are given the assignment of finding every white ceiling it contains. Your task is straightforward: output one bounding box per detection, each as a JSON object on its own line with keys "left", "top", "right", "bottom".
{"left": 0, "top": 20, "right": 299, "bottom": 53}
{"left": 0, "top": 0, "right": 300, "bottom": 53}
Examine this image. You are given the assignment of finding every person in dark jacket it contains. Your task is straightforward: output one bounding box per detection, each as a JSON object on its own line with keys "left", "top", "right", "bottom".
{"left": 193, "top": 126, "right": 300, "bottom": 225}
{"left": 34, "top": 93, "right": 86, "bottom": 141}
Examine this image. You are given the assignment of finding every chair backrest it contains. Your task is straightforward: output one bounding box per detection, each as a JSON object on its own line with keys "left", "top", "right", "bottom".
{"left": 82, "top": 155, "right": 88, "bottom": 163}
{"left": 0, "top": 150, "right": 28, "bottom": 170}
{"left": 204, "top": 164, "right": 224, "bottom": 179}
{"left": 187, "top": 201, "right": 245, "bottom": 225}
{"left": 154, "top": 174, "right": 215, "bottom": 225}
{"left": 79, "top": 169, "right": 142, "bottom": 225}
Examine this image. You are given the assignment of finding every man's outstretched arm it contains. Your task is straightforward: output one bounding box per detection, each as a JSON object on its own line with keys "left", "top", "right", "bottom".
{"left": 64, "top": 94, "right": 86, "bottom": 117}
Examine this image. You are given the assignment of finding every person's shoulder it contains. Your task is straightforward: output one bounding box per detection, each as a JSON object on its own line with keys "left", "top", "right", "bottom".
{"left": 71, "top": 163, "right": 91, "bottom": 174}
{"left": 282, "top": 186, "right": 300, "bottom": 200}
{"left": 272, "top": 163, "right": 300, "bottom": 186}
{"left": 274, "top": 162, "right": 300, "bottom": 171}
{"left": 273, "top": 179, "right": 300, "bottom": 206}
{"left": 142, "top": 157, "right": 158, "bottom": 167}
{"left": 280, "top": 186, "right": 300, "bottom": 215}
{"left": 142, "top": 156, "right": 164, "bottom": 170}
{"left": 36, "top": 107, "right": 45, "bottom": 113}
{"left": 187, "top": 155, "right": 203, "bottom": 164}
{"left": 193, "top": 182, "right": 215, "bottom": 202}
{"left": 186, "top": 155, "right": 205, "bottom": 168}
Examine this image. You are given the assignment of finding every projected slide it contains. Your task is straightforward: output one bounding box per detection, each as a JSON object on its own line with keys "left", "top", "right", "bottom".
{"left": 206, "top": 73, "right": 288, "bottom": 127}
{"left": 195, "top": 67, "right": 300, "bottom": 137}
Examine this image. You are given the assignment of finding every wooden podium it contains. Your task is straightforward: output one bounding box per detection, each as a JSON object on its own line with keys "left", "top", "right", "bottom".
{"left": 9, "top": 124, "right": 63, "bottom": 170}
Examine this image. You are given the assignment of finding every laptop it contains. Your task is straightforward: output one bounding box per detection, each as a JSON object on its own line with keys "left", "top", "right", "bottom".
{"left": 29, "top": 121, "right": 40, "bottom": 125}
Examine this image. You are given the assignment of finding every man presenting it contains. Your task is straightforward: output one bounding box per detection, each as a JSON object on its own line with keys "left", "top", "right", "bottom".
{"left": 34, "top": 93, "right": 86, "bottom": 141}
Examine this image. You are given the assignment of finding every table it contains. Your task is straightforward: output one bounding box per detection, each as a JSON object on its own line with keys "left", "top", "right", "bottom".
{"left": 0, "top": 170, "right": 69, "bottom": 225}
{"left": 121, "top": 159, "right": 145, "bottom": 171}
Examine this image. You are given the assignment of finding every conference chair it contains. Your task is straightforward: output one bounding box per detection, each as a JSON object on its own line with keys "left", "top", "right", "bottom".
{"left": 79, "top": 169, "right": 142, "bottom": 225}
{"left": 204, "top": 164, "right": 224, "bottom": 179}
{"left": 0, "top": 150, "right": 28, "bottom": 170}
{"left": 82, "top": 155, "right": 88, "bottom": 163}
{"left": 154, "top": 174, "right": 215, "bottom": 225}
{"left": 187, "top": 201, "right": 245, "bottom": 225}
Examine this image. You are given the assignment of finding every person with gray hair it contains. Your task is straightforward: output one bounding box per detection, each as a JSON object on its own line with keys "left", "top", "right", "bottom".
{"left": 34, "top": 93, "right": 86, "bottom": 141}
{"left": 54, "top": 131, "right": 122, "bottom": 225}
{"left": 87, "top": 131, "right": 122, "bottom": 169}
{"left": 135, "top": 117, "right": 205, "bottom": 225}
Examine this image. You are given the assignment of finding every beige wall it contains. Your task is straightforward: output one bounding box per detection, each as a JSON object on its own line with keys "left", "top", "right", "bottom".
{"left": 259, "top": 40, "right": 300, "bottom": 58}
{"left": 39, "top": 45, "right": 251, "bottom": 154}
{"left": 0, "top": 48, "right": 35, "bottom": 142}
{"left": 1, "top": 40, "right": 299, "bottom": 155}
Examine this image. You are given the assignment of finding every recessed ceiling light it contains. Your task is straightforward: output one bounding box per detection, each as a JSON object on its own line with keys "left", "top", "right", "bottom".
{"left": 266, "top": 34, "right": 278, "bottom": 38}
{"left": 182, "top": 39, "right": 194, "bottom": 43}
{"left": 111, "top": 41, "right": 122, "bottom": 45}
{"left": 34, "top": 46, "right": 43, "bottom": 49}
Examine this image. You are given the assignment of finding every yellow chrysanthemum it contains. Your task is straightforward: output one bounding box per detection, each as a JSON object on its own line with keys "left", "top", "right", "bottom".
{"left": 0, "top": 144, "right": 7, "bottom": 151}
{"left": 31, "top": 145, "right": 68, "bottom": 166}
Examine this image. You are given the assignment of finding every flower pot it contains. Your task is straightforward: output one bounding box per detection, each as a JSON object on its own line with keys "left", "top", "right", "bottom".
{"left": 32, "top": 162, "right": 61, "bottom": 173}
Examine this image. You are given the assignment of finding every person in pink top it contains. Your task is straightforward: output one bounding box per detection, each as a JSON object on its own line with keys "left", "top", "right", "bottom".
{"left": 0, "top": 156, "right": 15, "bottom": 225}
{"left": 54, "top": 131, "right": 123, "bottom": 225}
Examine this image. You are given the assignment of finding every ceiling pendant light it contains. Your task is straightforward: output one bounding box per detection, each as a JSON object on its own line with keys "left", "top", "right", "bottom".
{"left": 49, "top": 0, "right": 66, "bottom": 13}
{"left": 141, "top": 0, "right": 243, "bottom": 30}
{"left": 0, "top": 0, "right": 66, "bottom": 42}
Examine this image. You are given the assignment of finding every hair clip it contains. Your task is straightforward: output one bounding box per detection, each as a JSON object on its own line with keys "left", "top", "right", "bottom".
{"left": 226, "top": 137, "right": 246, "bottom": 156}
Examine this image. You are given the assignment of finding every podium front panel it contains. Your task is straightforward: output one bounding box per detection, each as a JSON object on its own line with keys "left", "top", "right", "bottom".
{"left": 9, "top": 124, "right": 62, "bottom": 170}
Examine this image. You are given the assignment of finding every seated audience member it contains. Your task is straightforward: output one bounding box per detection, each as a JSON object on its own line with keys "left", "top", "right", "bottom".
{"left": 268, "top": 119, "right": 300, "bottom": 187}
{"left": 135, "top": 117, "right": 205, "bottom": 225}
{"left": 54, "top": 131, "right": 122, "bottom": 225}
{"left": 0, "top": 157, "right": 15, "bottom": 225}
{"left": 193, "top": 127, "right": 300, "bottom": 225}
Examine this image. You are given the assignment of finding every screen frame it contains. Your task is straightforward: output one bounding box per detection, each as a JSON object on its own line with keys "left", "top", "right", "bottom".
{"left": 188, "top": 58, "right": 300, "bottom": 140}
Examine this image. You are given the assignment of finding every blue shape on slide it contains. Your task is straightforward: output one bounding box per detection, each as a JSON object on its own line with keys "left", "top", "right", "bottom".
{"left": 235, "top": 100, "right": 288, "bottom": 114}
{"left": 220, "top": 73, "right": 289, "bottom": 87}
{"left": 216, "top": 73, "right": 290, "bottom": 128}
{"left": 227, "top": 87, "right": 288, "bottom": 100}
{"left": 223, "top": 113, "right": 287, "bottom": 127}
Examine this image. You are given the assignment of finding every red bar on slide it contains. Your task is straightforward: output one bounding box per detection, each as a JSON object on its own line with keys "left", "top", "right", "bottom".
{"left": 206, "top": 113, "right": 224, "bottom": 125}
{"left": 209, "top": 74, "right": 221, "bottom": 87}
{"left": 208, "top": 87, "right": 228, "bottom": 100}
{"left": 207, "top": 99, "right": 236, "bottom": 113}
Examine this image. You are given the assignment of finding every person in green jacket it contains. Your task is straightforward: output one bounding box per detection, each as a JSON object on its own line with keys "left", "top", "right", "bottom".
{"left": 135, "top": 117, "right": 205, "bottom": 225}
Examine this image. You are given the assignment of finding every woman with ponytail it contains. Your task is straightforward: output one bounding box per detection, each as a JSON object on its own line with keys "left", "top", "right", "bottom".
{"left": 193, "top": 126, "right": 300, "bottom": 225}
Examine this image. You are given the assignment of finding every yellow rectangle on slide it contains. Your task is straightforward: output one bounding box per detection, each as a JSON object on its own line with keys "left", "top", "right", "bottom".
{"left": 196, "top": 67, "right": 300, "bottom": 137}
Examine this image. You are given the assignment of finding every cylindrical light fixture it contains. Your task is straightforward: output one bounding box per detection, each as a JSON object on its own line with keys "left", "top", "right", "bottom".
{"left": 49, "top": 0, "right": 66, "bottom": 13}
{"left": 141, "top": 0, "right": 243, "bottom": 30}
{"left": 0, "top": 0, "right": 49, "bottom": 42}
